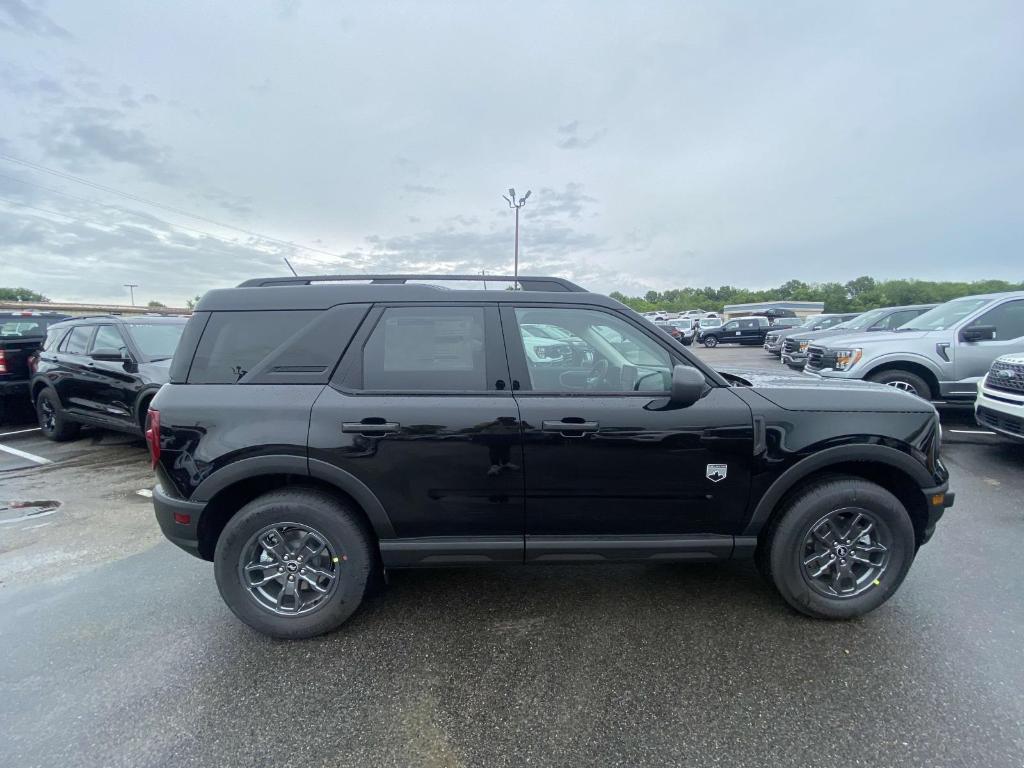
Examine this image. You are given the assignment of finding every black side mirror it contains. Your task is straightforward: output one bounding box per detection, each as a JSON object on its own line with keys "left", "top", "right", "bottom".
{"left": 91, "top": 347, "right": 130, "bottom": 362}
{"left": 663, "top": 365, "right": 706, "bottom": 409}
{"left": 960, "top": 325, "right": 996, "bottom": 342}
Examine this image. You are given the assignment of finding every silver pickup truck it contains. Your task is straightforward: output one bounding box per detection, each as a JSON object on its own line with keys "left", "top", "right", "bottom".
{"left": 803, "top": 292, "right": 1024, "bottom": 402}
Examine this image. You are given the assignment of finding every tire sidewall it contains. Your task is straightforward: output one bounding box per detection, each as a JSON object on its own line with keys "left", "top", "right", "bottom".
{"left": 769, "top": 479, "right": 916, "bottom": 619}
{"left": 214, "top": 491, "right": 373, "bottom": 639}
{"left": 37, "top": 389, "right": 75, "bottom": 441}
{"left": 869, "top": 370, "right": 932, "bottom": 400}
{"left": 704, "top": 336, "right": 718, "bottom": 347}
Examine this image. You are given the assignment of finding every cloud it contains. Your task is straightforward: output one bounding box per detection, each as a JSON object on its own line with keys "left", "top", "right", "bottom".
{"left": 402, "top": 183, "right": 445, "bottom": 196}
{"left": 0, "top": 0, "right": 70, "bottom": 38}
{"left": 38, "top": 107, "right": 177, "bottom": 182}
{"left": 555, "top": 120, "right": 606, "bottom": 150}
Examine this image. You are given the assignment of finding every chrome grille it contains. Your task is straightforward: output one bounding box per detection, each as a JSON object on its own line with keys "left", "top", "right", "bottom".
{"left": 987, "top": 360, "right": 1024, "bottom": 394}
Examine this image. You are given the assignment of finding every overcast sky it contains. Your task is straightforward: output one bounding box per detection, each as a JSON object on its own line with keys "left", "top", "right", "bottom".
{"left": 1, "top": 0, "right": 1021, "bottom": 306}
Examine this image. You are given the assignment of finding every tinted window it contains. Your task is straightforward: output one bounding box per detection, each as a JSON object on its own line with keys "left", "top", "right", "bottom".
{"left": 361, "top": 307, "right": 487, "bottom": 391}
{"left": 190, "top": 311, "right": 319, "bottom": 383}
{"left": 969, "top": 300, "right": 1024, "bottom": 341}
{"left": 43, "top": 328, "right": 67, "bottom": 351}
{"left": 874, "top": 309, "right": 922, "bottom": 330}
{"left": 92, "top": 325, "right": 126, "bottom": 353}
{"left": 723, "top": 321, "right": 738, "bottom": 331}
{"left": 62, "top": 326, "right": 93, "bottom": 355}
{"left": 0, "top": 316, "right": 66, "bottom": 340}
{"left": 739, "top": 319, "right": 758, "bottom": 329}
{"left": 513, "top": 307, "right": 672, "bottom": 393}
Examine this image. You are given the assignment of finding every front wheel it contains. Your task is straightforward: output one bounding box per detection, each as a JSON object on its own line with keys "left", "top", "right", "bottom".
{"left": 762, "top": 476, "right": 916, "bottom": 619}
{"left": 214, "top": 488, "right": 376, "bottom": 639}
{"left": 703, "top": 336, "right": 719, "bottom": 348}
{"left": 867, "top": 370, "right": 932, "bottom": 400}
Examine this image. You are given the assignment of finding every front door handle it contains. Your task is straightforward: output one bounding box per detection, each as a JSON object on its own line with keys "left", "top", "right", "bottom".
{"left": 341, "top": 420, "right": 400, "bottom": 435}
{"left": 542, "top": 419, "right": 599, "bottom": 435}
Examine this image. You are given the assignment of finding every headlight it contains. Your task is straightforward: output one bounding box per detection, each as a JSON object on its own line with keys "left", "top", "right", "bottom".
{"left": 798, "top": 341, "right": 810, "bottom": 351}
{"left": 533, "top": 345, "right": 547, "bottom": 358}
{"left": 833, "top": 348, "right": 862, "bottom": 371}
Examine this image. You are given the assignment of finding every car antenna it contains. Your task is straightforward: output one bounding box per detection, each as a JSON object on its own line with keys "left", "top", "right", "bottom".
{"left": 283, "top": 257, "right": 298, "bottom": 276}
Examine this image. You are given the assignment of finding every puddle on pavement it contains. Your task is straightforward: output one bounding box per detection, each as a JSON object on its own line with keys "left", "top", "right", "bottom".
{"left": 0, "top": 499, "right": 63, "bottom": 525}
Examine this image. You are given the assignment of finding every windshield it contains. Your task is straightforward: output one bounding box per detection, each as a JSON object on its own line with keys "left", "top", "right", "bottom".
{"left": 833, "top": 308, "right": 888, "bottom": 331}
{"left": 127, "top": 322, "right": 186, "bottom": 359}
{"left": 899, "top": 298, "right": 991, "bottom": 331}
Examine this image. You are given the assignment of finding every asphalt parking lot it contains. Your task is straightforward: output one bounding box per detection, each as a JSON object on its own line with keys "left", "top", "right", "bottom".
{"left": 1, "top": 347, "right": 1022, "bottom": 768}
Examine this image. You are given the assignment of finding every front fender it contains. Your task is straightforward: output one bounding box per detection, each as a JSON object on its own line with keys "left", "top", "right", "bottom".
{"left": 856, "top": 350, "right": 945, "bottom": 381}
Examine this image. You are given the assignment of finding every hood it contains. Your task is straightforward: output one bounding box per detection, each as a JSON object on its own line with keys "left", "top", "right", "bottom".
{"left": 765, "top": 326, "right": 813, "bottom": 340}
{"left": 995, "top": 353, "right": 1024, "bottom": 366}
{"left": 787, "top": 326, "right": 868, "bottom": 343}
{"left": 717, "top": 367, "right": 935, "bottom": 413}
{"left": 808, "top": 329, "right": 937, "bottom": 349}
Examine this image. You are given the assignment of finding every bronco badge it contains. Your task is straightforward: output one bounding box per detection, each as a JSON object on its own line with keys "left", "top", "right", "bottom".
{"left": 706, "top": 464, "right": 728, "bottom": 483}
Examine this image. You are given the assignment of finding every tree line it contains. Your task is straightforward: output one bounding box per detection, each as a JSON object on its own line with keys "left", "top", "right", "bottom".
{"left": 609, "top": 277, "right": 1024, "bottom": 314}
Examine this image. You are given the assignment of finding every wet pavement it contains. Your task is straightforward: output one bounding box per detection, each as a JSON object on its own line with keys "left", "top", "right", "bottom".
{"left": 1, "top": 349, "right": 1022, "bottom": 767}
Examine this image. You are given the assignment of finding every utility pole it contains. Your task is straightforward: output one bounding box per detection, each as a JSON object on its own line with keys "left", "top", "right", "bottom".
{"left": 123, "top": 283, "right": 138, "bottom": 306}
{"left": 502, "top": 187, "right": 531, "bottom": 287}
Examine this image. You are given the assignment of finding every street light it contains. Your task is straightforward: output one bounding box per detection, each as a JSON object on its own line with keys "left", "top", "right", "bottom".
{"left": 123, "top": 283, "right": 138, "bottom": 306}
{"left": 502, "top": 187, "right": 531, "bottom": 287}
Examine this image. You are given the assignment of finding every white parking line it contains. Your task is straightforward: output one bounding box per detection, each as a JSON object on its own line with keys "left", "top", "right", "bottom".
{"left": 0, "top": 427, "right": 41, "bottom": 438}
{"left": 948, "top": 429, "right": 997, "bottom": 436}
{"left": 0, "top": 443, "right": 53, "bottom": 465}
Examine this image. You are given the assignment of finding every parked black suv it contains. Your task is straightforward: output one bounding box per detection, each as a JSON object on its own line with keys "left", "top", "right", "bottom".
{"left": 150, "top": 275, "right": 953, "bottom": 639}
{"left": 31, "top": 314, "right": 188, "bottom": 440}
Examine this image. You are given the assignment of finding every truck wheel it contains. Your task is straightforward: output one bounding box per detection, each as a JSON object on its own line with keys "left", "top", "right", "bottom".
{"left": 703, "top": 336, "right": 718, "bottom": 348}
{"left": 763, "top": 476, "right": 915, "bottom": 620}
{"left": 36, "top": 389, "right": 80, "bottom": 442}
{"left": 214, "top": 488, "right": 375, "bottom": 639}
{"left": 867, "top": 370, "right": 932, "bottom": 400}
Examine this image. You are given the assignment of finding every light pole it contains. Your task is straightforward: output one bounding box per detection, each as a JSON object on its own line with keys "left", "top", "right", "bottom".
{"left": 502, "top": 187, "right": 531, "bottom": 286}
{"left": 123, "top": 283, "right": 138, "bottom": 306}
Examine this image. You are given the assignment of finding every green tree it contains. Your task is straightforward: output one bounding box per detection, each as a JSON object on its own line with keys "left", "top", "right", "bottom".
{"left": 0, "top": 287, "right": 49, "bottom": 302}
{"left": 184, "top": 295, "right": 203, "bottom": 310}
{"left": 147, "top": 300, "right": 167, "bottom": 308}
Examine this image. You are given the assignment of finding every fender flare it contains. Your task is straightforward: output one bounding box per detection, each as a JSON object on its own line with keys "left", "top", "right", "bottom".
{"left": 190, "top": 454, "right": 397, "bottom": 540}
{"left": 742, "top": 443, "right": 933, "bottom": 537}
{"left": 858, "top": 352, "right": 944, "bottom": 383}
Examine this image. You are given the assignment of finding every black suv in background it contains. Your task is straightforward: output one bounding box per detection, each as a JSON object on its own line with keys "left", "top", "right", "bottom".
{"left": 149, "top": 275, "right": 953, "bottom": 639}
{"left": 31, "top": 314, "right": 188, "bottom": 441}
{"left": 0, "top": 311, "right": 71, "bottom": 414}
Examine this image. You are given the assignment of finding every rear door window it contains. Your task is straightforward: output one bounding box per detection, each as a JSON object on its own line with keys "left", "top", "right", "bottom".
{"left": 356, "top": 306, "right": 489, "bottom": 392}
{"left": 61, "top": 326, "right": 93, "bottom": 355}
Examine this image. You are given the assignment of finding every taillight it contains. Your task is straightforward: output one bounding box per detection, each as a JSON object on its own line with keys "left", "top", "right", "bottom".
{"left": 145, "top": 408, "right": 161, "bottom": 468}
{"left": 0, "top": 349, "right": 6, "bottom": 373}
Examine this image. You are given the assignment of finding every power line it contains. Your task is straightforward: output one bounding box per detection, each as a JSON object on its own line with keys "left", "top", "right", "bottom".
{"left": 0, "top": 151, "right": 354, "bottom": 263}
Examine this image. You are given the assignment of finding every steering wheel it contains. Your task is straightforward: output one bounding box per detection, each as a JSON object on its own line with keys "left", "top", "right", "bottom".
{"left": 586, "top": 358, "right": 609, "bottom": 390}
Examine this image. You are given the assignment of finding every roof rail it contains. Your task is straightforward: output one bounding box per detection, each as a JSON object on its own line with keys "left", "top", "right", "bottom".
{"left": 237, "top": 274, "right": 587, "bottom": 292}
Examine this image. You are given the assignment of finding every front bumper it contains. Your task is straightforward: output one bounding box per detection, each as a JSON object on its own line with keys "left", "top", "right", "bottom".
{"left": 919, "top": 482, "right": 955, "bottom": 546}
{"left": 781, "top": 352, "right": 808, "bottom": 369}
{"left": 975, "top": 384, "right": 1024, "bottom": 440}
{"left": 153, "top": 483, "right": 207, "bottom": 559}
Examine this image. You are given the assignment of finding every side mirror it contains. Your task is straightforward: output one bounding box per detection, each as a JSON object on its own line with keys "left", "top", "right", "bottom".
{"left": 668, "top": 365, "right": 706, "bottom": 408}
{"left": 91, "top": 347, "right": 130, "bottom": 362}
{"left": 960, "top": 325, "right": 996, "bottom": 343}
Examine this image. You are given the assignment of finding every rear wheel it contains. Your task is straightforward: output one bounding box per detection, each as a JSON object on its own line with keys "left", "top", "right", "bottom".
{"left": 762, "top": 476, "right": 915, "bottom": 619}
{"left": 214, "top": 488, "right": 375, "bottom": 639}
{"left": 36, "top": 389, "right": 80, "bottom": 442}
{"left": 867, "top": 369, "right": 932, "bottom": 400}
{"left": 703, "top": 336, "right": 719, "bottom": 348}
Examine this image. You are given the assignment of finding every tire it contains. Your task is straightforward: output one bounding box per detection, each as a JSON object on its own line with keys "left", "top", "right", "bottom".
{"left": 762, "top": 476, "right": 916, "bottom": 620}
{"left": 867, "top": 369, "right": 932, "bottom": 400}
{"left": 682, "top": 337, "right": 693, "bottom": 347}
{"left": 36, "top": 389, "right": 80, "bottom": 442}
{"left": 214, "top": 488, "right": 376, "bottom": 639}
{"left": 703, "top": 336, "right": 719, "bottom": 348}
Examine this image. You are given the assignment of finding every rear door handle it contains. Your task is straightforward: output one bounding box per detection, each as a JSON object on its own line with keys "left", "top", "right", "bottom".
{"left": 342, "top": 420, "right": 400, "bottom": 434}
{"left": 542, "top": 419, "right": 599, "bottom": 434}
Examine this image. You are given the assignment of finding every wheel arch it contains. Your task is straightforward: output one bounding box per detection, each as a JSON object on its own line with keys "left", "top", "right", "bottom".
{"left": 134, "top": 386, "right": 162, "bottom": 430}
{"left": 860, "top": 357, "right": 942, "bottom": 398}
{"left": 745, "top": 444, "right": 933, "bottom": 548}
{"left": 192, "top": 457, "right": 395, "bottom": 560}
{"left": 30, "top": 378, "right": 54, "bottom": 406}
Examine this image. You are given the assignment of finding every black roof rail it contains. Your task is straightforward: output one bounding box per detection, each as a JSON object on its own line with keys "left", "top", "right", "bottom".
{"left": 237, "top": 274, "right": 587, "bottom": 292}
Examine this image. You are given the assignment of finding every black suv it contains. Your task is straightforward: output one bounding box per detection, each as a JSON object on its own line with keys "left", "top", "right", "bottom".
{"left": 1, "top": 311, "right": 71, "bottom": 410}
{"left": 31, "top": 314, "right": 188, "bottom": 440}
{"left": 150, "top": 275, "right": 953, "bottom": 639}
